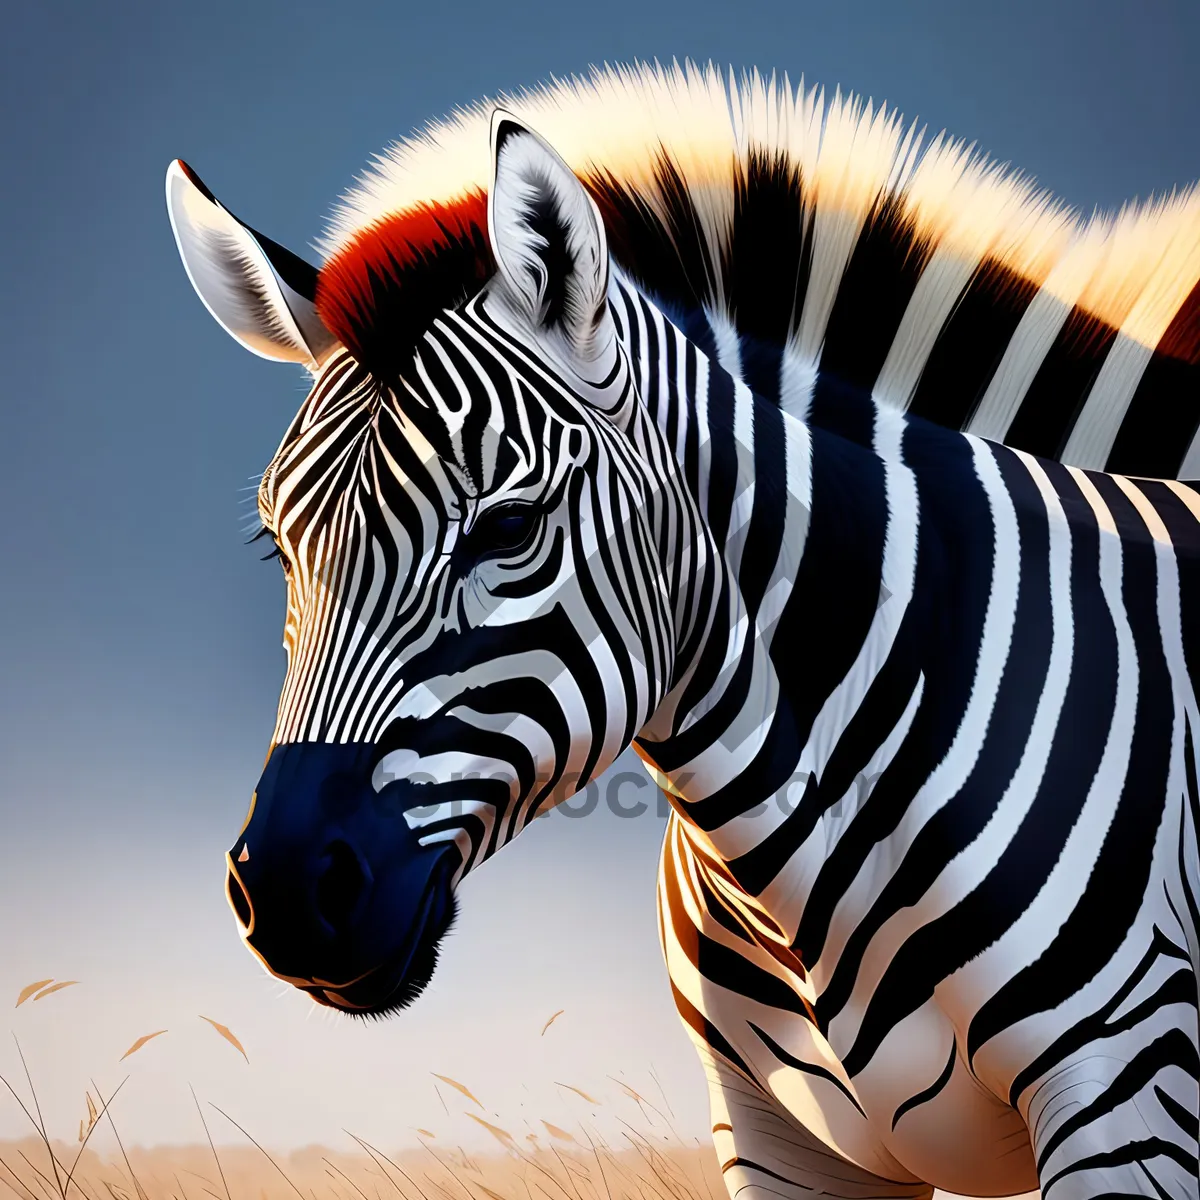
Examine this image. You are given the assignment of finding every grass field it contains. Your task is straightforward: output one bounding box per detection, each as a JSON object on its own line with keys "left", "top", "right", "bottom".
{"left": 0, "top": 1119, "right": 725, "bottom": 1200}
{"left": 0, "top": 1136, "right": 729, "bottom": 1200}
{"left": 0, "top": 1021, "right": 729, "bottom": 1200}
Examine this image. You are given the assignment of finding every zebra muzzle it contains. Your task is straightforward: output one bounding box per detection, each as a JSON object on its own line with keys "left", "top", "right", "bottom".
{"left": 225, "top": 741, "right": 458, "bottom": 1014}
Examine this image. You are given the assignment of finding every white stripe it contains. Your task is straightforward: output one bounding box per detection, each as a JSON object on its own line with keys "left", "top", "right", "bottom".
{"left": 1059, "top": 330, "right": 1154, "bottom": 469}
{"left": 1178, "top": 427, "right": 1200, "bottom": 479}
{"left": 707, "top": 307, "right": 743, "bottom": 382}
{"left": 874, "top": 246, "right": 979, "bottom": 411}
{"left": 967, "top": 288, "right": 1076, "bottom": 442}
{"left": 779, "top": 347, "right": 817, "bottom": 422}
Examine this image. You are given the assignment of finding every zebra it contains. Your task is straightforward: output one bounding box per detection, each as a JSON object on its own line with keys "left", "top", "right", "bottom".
{"left": 165, "top": 64, "right": 1200, "bottom": 1199}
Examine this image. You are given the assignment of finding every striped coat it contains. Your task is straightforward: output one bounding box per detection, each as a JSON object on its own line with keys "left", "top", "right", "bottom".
{"left": 168, "top": 63, "right": 1200, "bottom": 1199}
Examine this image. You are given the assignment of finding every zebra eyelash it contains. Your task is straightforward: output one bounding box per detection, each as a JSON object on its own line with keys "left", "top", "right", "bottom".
{"left": 246, "top": 523, "right": 292, "bottom": 572}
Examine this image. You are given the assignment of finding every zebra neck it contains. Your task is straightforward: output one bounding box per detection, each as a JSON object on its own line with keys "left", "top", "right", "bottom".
{"left": 615, "top": 281, "right": 925, "bottom": 857}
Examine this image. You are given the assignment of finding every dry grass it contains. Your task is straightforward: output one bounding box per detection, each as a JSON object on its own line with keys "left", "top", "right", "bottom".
{"left": 0, "top": 1132, "right": 723, "bottom": 1200}
{"left": 0, "top": 1137, "right": 724, "bottom": 1200}
{"left": 0, "top": 1047, "right": 724, "bottom": 1200}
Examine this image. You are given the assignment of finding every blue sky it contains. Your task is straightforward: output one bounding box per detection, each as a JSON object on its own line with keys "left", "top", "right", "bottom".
{"left": 2, "top": 0, "right": 1199, "bottom": 1155}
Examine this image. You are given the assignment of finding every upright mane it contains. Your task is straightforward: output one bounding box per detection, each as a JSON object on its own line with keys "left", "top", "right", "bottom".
{"left": 316, "top": 61, "right": 1200, "bottom": 477}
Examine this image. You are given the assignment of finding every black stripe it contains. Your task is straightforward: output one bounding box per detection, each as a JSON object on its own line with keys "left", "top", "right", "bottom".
{"left": 730, "top": 149, "right": 812, "bottom": 359}
{"left": 681, "top": 693, "right": 804, "bottom": 831}
{"left": 661, "top": 861, "right": 813, "bottom": 1021}
{"left": 720, "top": 1157, "right": 802, "bottom": 1188}
{"left": 907, "top": 258, "right": 1040, "bottom": 430}
{"left": 768, "top": 423, "right": 889, "bottom": 751}
{"left": 740, "top": 399, "right": 787, "bottom": 615}
{"left": 891, "top": 1040, "right": 956, "bottom": 1131}
{"left": 669, "top": 981, "right": 756, "bottom": 1083}
{"left": 1003, "top": 308, "right": 1118, "bottom": 460}
{"left": 720, "top": 1152, "right": 806, "bottom": 1190}
{"left": 1154, "top": 1084, "right": 1200, "bottom": 1140}
{"left": 739, "top": 332, "right": 785, "bottom": 404}
{"left": 748, "top": 1022, "right": 866, "bottom": 1117}
{"left": 1105, "top": 278, "right": 1200, "bottom": 477}
{"left": 1135, "top": 481, "right": 1200, "bottom": 684}
{"left": 806, "top": 370, "right": 876, "bottom": 448}
{"left": 678, "top": 305, "right": 719, "bottom": 365}
{"left": 819, "top": 194, "right": 930, "bottom": 394}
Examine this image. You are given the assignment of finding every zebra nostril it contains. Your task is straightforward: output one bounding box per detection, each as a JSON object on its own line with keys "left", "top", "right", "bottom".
{"left": 315, "top": 840, "right": 368, "bottom": 934}
{"left": 227, "top": 868, "right": 253, "bottom": 931}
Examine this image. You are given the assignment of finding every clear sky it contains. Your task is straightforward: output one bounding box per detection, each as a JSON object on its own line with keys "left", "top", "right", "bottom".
{"left": 2, "top": 0, "right": 1200, "bottom": 1160}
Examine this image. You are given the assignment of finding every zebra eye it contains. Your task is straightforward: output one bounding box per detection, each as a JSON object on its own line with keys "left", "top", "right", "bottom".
{"left": 261, "top": 540, "right": 293, "bottom": 577}
{"left": 466, "top": 503, "right": 539, "bottom": 557}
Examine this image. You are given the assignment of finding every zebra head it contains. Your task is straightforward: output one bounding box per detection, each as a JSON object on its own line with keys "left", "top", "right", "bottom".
{"left": 166, "top": 114, "right": 681, "bottom": 1015}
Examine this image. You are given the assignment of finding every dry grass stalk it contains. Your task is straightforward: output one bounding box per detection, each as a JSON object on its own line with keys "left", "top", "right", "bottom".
{"left": 0, "top": 1035, "right": 722, "bottom": 1200}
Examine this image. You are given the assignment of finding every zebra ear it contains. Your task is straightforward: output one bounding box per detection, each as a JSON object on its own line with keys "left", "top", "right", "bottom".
{"left": 486, "top": 110, "right": 611, "bottom": 366}
{"left": 165, "top": 160, "right": 338, "bottom": 368}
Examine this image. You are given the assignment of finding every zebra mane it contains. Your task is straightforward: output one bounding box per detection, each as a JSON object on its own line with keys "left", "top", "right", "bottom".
{"left": 316, "top": 61, "right": 1200, "bottom": 471}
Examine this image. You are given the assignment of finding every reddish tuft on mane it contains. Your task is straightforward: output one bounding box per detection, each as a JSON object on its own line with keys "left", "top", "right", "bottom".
{"left": 316, "top": 191, "right": 494, "bottom": 383}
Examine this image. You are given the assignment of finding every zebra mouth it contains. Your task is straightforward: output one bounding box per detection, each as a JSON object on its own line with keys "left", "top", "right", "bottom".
{"left": 306, "top": 859, "right": 458, "bottom": 1018}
